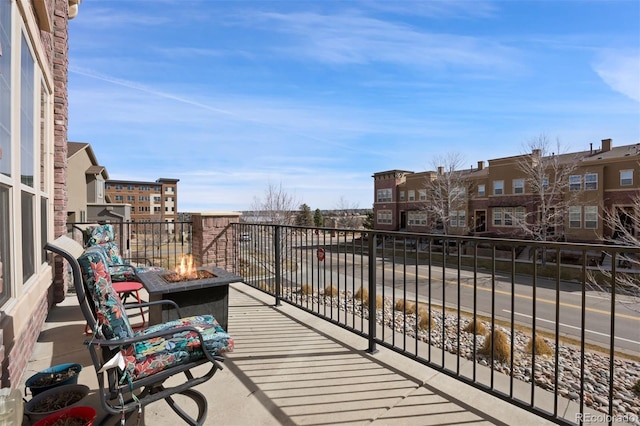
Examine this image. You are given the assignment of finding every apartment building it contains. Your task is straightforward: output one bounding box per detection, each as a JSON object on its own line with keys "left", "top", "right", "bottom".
{"left": 105, "top": 178, "right": 179, "bottom": 223}
{"left": 0, "top": 0, "right": 82, "bottom": 388}
{"left": 373, "top": 139, "right": 640, "bottom": 243}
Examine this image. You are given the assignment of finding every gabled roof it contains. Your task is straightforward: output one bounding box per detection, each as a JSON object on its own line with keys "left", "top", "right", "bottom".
{"left": 67, "top": 141, "right": 109, "bottom": 179}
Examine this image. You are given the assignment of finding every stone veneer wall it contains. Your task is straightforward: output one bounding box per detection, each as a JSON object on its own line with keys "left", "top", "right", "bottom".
{"left": 52, "top": 0, "right": 70, "bottom": 303}
{"left": 191, "top": 212, "right": 241, "bottom": 272}
{"left": 0, "top": 0, "right": 70, "bottom": 388}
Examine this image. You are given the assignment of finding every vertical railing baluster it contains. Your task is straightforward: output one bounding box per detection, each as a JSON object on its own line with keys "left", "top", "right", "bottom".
{"left": 368, "top": 231, "right": 377, "bottom": 353}
{"left": 274, "top": 225, "right": 281, "bottom": 306}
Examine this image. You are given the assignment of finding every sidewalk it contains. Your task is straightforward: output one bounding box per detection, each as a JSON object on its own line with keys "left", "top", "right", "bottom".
{"left": 22, "top": 282, "right": 555, "bottom": 425}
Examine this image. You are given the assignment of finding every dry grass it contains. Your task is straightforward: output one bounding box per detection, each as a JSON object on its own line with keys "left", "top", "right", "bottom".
{"left": 526, "top": 335, "right": 554, "bottom": 356}
{"left": 324, "top": 285, "right": 339, "bottom": 297}
{"left": 394, "top": 299, "right": 416, "bottom": 315}
{"left": 464, "top": 320, "right": 486, "bottom": 335}
{"left": 479, "top": 329, "right": 510, "bottom": 363}
{"left": 417, "top": 308, "right": 434, "bottom": 330}
{"left": 353, "top": 288, "right": 383, "bottom": 309}
{"left": 354, "top": 287, "right": 368, "bottom": 302}
{"left": 300, "top": 284, "right": 313, "bottom": 295}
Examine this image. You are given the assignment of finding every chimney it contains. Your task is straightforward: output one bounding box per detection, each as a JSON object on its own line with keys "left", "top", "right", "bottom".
{"left": 532, "top": 148, "right": 541, "bottom": 158}
{"left": 477, "top": 161, "right": 484, "bottom": 170}
{"left": 437, "top": 166, "right": 444, "bottom": 175}
{"left": 601, "top": 138, "right": 612, "bottom": 152}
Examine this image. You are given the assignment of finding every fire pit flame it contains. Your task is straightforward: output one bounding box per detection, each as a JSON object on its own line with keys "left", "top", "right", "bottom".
{"left": 161, "top": 255, "right": 217, "bottom": 284}
{"left": 177, "top": 254, "right": 197, "bottom": 280}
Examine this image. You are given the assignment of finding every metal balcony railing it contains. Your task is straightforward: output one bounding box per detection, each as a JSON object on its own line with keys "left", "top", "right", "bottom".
{"left": 67, "top": 221, "right": 193, "bottom": 270}
{"left": 217, "top": 223, "right": 639, "bottom": 426}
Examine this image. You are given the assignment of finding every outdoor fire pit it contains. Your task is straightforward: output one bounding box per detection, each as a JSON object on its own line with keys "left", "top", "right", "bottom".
{"left": 137, "top": 256, "right": 242, "bottom": 330}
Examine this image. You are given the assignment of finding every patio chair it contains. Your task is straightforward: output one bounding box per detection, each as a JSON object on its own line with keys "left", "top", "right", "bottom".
{"left": 45, "top": 235, "right": 234, "bottom": 426}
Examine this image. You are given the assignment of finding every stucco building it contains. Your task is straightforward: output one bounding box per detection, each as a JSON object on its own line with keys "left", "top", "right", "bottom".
{"left": 105, "top": 178, "right": 179, "bottom": 223}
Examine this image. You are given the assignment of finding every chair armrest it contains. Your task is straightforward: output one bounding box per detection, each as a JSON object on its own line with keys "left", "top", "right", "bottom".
{"left": 85, "top": 325, "right": 226, "bottom": 366}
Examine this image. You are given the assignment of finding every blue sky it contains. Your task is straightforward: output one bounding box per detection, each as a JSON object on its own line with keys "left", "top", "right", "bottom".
{"left": 68, "top": 0, "right": 640, "bottom": 212}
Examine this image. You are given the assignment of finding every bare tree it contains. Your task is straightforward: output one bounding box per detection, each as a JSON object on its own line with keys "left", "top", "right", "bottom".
{"left": 422, "top": 152, "right": 471, "bottom": 235}
{"left": 515, "top": 134, "right": 580, "bottom": 242}
{"left": 333, "top": 196, "right": 361, "bottom": 229}
{"left": 589, "top": 185, "right": 640, "bottom": 304}
{"left": 250, "top": 182, "right": 299, "bottom": 225}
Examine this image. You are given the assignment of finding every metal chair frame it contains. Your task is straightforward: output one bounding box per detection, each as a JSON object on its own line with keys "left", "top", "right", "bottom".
{"left": 45, "top": 235, "right": 225, "bottom": 426}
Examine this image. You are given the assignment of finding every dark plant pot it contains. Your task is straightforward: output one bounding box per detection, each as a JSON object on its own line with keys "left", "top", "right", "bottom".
{"left": 32, "top": 406, "right": 97, "bottom": 426}
{"left": 23, "top": 384, "right": 89, "bottom": 424}
{"left": 25, "top": 363, "right": 82, "bottom": 396}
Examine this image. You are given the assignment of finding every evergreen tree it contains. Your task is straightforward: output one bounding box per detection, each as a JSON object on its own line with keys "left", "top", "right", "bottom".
{"left": 313, "top": 208, "right": 324, "bottom": 227}
{"left": 296, "top": 203, "right": 313, "bottom": 226}
{"left": 362, "top": 211, "right": 374, "bottom": 229}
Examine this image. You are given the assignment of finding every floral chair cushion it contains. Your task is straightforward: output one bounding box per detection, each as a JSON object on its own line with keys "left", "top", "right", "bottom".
{"left": 121, "top": 315, "right": 234, "bottom": 380}
{"left": 84, "top": 224, "right": 164, "bottom": 282}
{"left": 78, "top": 247, "right": 134, "bottom": 341}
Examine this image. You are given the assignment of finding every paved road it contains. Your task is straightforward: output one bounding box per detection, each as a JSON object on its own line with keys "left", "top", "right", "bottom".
{"left": 293, "top": 248, "right": 640, "bottom": 356}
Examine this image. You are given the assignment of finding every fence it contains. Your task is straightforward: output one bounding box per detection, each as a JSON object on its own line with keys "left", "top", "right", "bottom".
{"left": 223, "top": 223, "right": 639, "bottom": 426}
{"left": 67, "top": 221, "right": 193, "bottom": 270}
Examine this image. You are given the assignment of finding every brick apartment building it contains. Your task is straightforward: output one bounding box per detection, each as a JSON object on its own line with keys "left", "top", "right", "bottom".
{"left": 105, "top": 178, "right": 179, "bottom": 223}
{"left": 373, "top": 139, "right": 639, "bottom": 243}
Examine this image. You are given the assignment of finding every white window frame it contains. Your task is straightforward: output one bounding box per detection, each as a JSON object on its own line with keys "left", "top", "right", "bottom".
{"left": 377, "top": 210, "right": 392, "bottom": 224}
{"left": 513, "top": 179, "right": 524, "bottom": 194}
{"left": 418, "top": 189, "right": 426, "bottom": 201}
{"left": 376, "top": 188, "right": 392, "bottom": 202}
{"left": 584, "top": 206, "right": 598, "bottom": 229}
{"left": 569, "top": 175, "right": 582, "bottom": 191}
{"left": 477, "top": 184, "right": 485, "bottom": 197}
{"left": 620, "top": 170, "right": 633, "bottom": 186}
{"left": 584, "top": 173, "right": 598, "bottom": 190}
{"left": 493, "top": 180, "right": 504, "bottom": 195}
{"left": 569, "top": 206, "right": 581, "bottom": 228}
{"left": 399, "top": 191, "right": 405, "bottom": 201}
{"left": 493, "top": 208, "right": 502, "bottom": 226}
{"left": 408, "top": 190, "right": 415, "bottom": 201}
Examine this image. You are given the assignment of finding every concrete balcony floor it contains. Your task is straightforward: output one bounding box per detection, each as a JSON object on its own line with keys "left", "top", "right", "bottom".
{"left": 22, "top": 283, "right": 554, "bottom": 425}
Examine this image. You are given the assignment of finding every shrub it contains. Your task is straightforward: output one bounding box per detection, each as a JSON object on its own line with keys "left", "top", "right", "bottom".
{"left": 354, "top": 287, "right": 368, "bottom": 303}
{"left": 394, "top": 299, "right": 416, "bottom": 315}
{"left": 417, "top": 308, "right": 434, "bottom": 330}
{"left": 479, "top": 329, "right": 510, "bottom": 363}
{"left": 526, "top": 335, "right": 553, "bottom": 356}
{"left": 463, "top": 320, "right": 486, "bottom": 335}
{"left": 300, "top": 284, "right": 313, "bottom": 295}
{"left": 324, "top": 285, "right": 339, "bottom": 297}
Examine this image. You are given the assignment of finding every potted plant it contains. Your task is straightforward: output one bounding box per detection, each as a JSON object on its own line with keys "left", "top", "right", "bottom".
{"left": 32, "top": 406, "right": 97, "bottom": 426}
{"left": 25, "top": 363, "right": 82, "bottom": 396}
{"left": 23, "top": 384, "right": 89, "bottom": 424}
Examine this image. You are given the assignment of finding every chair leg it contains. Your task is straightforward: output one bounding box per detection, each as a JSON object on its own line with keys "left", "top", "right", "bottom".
{"left": 164, "top": 389, "right": 208, "bottom": 426}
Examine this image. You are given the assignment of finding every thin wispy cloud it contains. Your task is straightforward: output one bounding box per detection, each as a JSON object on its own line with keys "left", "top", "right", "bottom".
{"left": 68, "top": 0, "right": 640, "bottom": 211}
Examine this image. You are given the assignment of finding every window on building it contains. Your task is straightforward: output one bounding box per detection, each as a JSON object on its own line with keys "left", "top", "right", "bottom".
{"left": 419, "top": 189, "right": 426, "bottom": 201}
{"left": 154, "top": 196, "right": 161, "bottom": 202}
{"left": 584, "top": 206, "right": 598, "bottom": 229}
{"left": 115, "top": 184, "right": 123, "bottom": 190}
{"left": 504, "top": 208, "right": 513, "bottom": 226}
{"left": 408, "top": 190, "right": 415, "bottom": 201}
{"left": 115, "top": 195, "right": 123, "bottom": 201}
{"left": 477, "top": 184, "right": 485, "bottom": 197}
{"left": 585, "top": 173, "right": 598, "bottom": 190}
{"left": 569, "top": 175, "right": 581, "bottom": 191}
{"left": 376, "top": 188, "right": 392, "bottom": 202}
{"left": 458, "top": 210, "right": 466, "bottom": 228}
{"left": 513, "top": 179, "right": 524, "bottom": 194}
{"left": 127, "top": 185, "right": 134, "bottom": 190}
{"left": 377, "top": 210, "right": 392, "bottom": 224}
{"left": 620, "top": 170, "right": 633, "bottom": 186}
{"left": 127, "top": 195, "right": 134, "bottom": 201}
{"left": 515, "top": 207, "right": 526, "bottom": 224}
{"left": 409, "top": 212, "right": 426, "bottom": 225}
{"left": 493, "top": 208, "right": 502, "bottom": 226}
{"left": 542, "top": 177, "right": 549, "bottom": 190}
{"left": 449, "top": 211, "right": 457, "bottom": 228}
{"left": 569, "top": 206, "right": 581, "bottom": 228}
{"left": 493, "top": 180, "right": 504, "bottom": 195}
{"left": 399, "top": 191, "right": 405, "bottom": 201}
